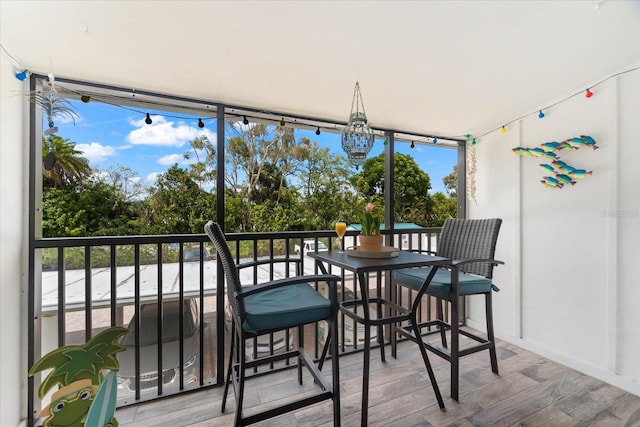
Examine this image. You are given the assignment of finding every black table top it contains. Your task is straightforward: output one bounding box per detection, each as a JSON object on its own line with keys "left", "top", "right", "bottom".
{"left": 308, "top": 249, "right": 449, "bottom": 273}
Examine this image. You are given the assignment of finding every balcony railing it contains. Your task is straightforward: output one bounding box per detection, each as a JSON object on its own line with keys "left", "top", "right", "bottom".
{"left": 29, "top": 226, "right": 444, "bottom": 422}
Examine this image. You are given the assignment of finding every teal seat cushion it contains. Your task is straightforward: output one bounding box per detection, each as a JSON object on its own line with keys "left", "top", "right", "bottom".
{"left": 395, "top": 266, "right": 499, "bottom": 296}
{"left": 242, "top": 283, "right": 331, "bottom": 334}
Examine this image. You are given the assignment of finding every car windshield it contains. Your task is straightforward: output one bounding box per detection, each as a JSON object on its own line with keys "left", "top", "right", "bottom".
{"left": 123, "top": 303, "right": 195, "bottom": 346}
{"left": 311, "top": 242, "right": 327, "bottom": 250}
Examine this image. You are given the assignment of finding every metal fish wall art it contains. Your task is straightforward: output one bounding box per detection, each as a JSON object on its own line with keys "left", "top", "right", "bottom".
{"left": 541, "top": 176, "right": 564, "bottom": 188}
{"left": 513, "top": 135, "right": 596, "bottom": 189}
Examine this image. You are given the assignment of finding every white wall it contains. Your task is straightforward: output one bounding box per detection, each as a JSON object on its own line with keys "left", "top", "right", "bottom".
{"left": 467, "top": 67, "right": 640, "bottom": 396}
{"left": 0, "top": 51, "right": 29, "bottom": 425}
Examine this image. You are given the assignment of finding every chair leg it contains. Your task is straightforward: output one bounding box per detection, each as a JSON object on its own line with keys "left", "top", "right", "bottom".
{"left": 376, "top": 299, "right": 386, "bottom": 363}
{"left": 221, "top": 320, "right": 235, "bottom": 413}
{"left": 235, "top": 335, "right": 247, "bottom": 426}
{"left": 330, "top": 315, "right": 341, "bottom": 426}
{"left": 485, "top": 292, "right": 499, "bottom": 374}
{"left": 378, "top": 324, "right": 386, "bottom": 363}
{"left": 436, "top": 297, "right": 447, "bottom": 348}
{"left": 318, "top": 324, "right": 331, "bottom": 372}
{"left": 391, "top": 283, "right": 398, "bottom": 360}
{"left": 297, "top": 326, "right": 304, "bottom": 385}
{"left": 450, "top": 297, "right": 459, "bottom": 401}
{"left": 412, "top": 320, "right": 445, "bottom": 410}
{"left": 361, "top": 321, "right": 371, "bottom": 427}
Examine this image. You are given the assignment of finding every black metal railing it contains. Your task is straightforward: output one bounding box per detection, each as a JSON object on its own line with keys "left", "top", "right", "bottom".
{"left": 30, "top": 227, "right": 443, "bottom": 421}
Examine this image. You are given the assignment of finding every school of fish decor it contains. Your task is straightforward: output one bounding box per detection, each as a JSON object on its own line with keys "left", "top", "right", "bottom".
{"left": 512, "top": 135, "right": 597, "bottom": 189}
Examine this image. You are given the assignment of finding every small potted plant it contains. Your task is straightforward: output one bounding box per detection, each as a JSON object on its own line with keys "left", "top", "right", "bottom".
{"left": 359, "top": 202, "right": 383, "bottom": 251}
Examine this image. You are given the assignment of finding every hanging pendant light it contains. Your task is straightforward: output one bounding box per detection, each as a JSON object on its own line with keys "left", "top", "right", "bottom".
{"left": 341, "top": 82, "right": 375, "bottom": 169}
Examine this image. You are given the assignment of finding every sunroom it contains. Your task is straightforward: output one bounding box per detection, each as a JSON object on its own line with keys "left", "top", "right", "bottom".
{"left": 1, "top": 1, "right": 640, "bottom": 426}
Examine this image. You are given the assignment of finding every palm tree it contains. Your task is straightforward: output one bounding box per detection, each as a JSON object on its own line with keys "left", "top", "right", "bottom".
{"left": 43, "top": 136, "right": 91, "bottom": 188}
{"left": 30, "top": 86, "right": 88, "bottom": 187}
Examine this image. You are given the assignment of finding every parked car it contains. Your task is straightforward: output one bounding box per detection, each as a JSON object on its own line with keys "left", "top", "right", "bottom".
{"left": 184, "top": 248, "right": 211, "bottom": 262}
{"left": 116, "top": 299, "right": 202, "bottom": 403}
{"left": 294, "top": 240, "right": 328, "bottom": 256}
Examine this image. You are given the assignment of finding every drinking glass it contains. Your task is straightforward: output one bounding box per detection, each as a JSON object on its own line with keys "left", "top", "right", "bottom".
{"left": 335, "top": 221, "right": 347, "bottom": 253}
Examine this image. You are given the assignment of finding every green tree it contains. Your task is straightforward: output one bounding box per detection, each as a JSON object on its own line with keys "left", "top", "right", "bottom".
{"left": 223, "top": 122, "right": 322, "bottom": 231}
{"left": 42, "top": 135, "right": 91, "bottom": 188}
{"left": 183, "top": 135, "right": 216, "bottom": 188}
{"left": 141, "top": 165, "right": 216, "bottom": 234}
{"left": 102, "top": 165, "right": 145, "bottom": 202}
{"left": 225, "top": 123, "right": 313, "bottom": 196}
{"left": 42, "top": 177, "right": 137, "bottom": 237}
{"left": 351, "top": 153, "right": 431, "bottom": 224}
{"left": 251, "top": 187, "right": 306, "bottom": 231}
{"left": 226, "top": 123, "right": 279, "bottom": 197}
{"left": 443, "top": 165, "right": 457, "bottom": 197}
{"left": 298, "top": 145, "right": 358, "bottom": 229}
{"left": 223, "top": 189, "right": 251, "bottom": 232}
{"left": 427, "top": 191, "right": 457, "bottom": 226}
{"left": 250, "top": 162, "right": 287, "bottom": 205}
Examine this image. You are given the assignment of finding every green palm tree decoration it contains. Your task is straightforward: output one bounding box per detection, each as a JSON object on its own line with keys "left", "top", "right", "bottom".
{"left": 42, "top": 136, "right": 91, "bottom": 188}
{"left": 29, "top": 327, "right": 128, "bottom": 399}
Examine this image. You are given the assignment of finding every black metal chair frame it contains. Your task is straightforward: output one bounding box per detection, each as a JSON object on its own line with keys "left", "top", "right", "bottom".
{"left": 205, "top": 221, "right": 341, "bottom": 426}
{"left": 395, "top": 218, "right": 503, "bottom": 401}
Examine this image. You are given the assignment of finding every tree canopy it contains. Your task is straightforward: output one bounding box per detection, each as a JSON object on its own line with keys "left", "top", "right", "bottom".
{"left": 350, "top": 152, "right": 434, "bottom": 225}
{"left": 42, "top": 125, "right": 457, "bottom": 237}
{"left": 42, "top": 135, "right": 91, "bottom": 189}
{"left": 42, "top": 177, "right": 136, "bottom": 237}
{"left": 139, "top": 165, "right": 216, "bottom": 235}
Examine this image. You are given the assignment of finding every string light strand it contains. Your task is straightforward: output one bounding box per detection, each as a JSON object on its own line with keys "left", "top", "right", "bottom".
{"left": 0, "top": 42, "right": 26, "bottom": 70}
{"left": 26, "top": 76, "right": 455, "bottom": 145}
{"left": 460, "top": 65, "right": 640, "bottom": 143}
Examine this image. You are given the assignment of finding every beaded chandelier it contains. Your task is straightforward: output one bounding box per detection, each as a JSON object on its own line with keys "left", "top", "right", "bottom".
{"left": 341, "top": 82, "right": 375, "bottom": 169}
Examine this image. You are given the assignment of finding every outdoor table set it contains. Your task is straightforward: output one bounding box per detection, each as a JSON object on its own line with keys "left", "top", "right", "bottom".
{"left": 310, "top": 249, "right": 449, "bottom": 426}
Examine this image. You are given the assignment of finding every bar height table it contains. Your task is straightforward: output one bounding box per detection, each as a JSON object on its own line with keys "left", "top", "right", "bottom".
{"left": 309, "top": 249, "right": 450, "bottom": 425}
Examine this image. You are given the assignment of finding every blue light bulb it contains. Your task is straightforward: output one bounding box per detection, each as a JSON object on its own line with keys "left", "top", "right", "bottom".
{"left": 15, "top": 70, "right": 28, "bottom": 81}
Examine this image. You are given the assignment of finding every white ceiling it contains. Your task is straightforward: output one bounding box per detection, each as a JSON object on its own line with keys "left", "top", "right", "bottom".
{"left": 2, "top": 1, "right": 639, "bottom": 140}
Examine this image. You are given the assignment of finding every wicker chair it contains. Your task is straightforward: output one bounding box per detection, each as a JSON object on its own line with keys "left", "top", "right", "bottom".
{"left": 205, "top": 221, "right": 341, "bottom": 426}
{"left": 395, "top": 218, "right": 503, "bottom": 401}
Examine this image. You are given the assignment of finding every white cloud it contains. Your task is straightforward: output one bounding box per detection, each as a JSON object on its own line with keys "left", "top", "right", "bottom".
{"left": 158, "top": 154, "right": 185, "bottom": 166}
{"left": 75, "top": 142, "right": 117, "bottom": 163}
{"left": 157, "top": 150, "right": 206, "bottom": 166}
{"left": 92, "top": 170, "right": 110, "bottom": 181}
{"left": 146, "top": 172, "right": 161, "bottom": 184}
{"left": 126, "top": 115, "right": 216, "bottom": 147}
{"left": 230, "top": 120, "right": 255, "bottom": 132}
{"left": 200, "top": 179, "right": 215, "bottom": 192}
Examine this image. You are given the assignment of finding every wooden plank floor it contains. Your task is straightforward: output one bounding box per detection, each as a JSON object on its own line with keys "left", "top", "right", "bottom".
{"left": 116, "top": 330, "right": 640, "bottom": 426}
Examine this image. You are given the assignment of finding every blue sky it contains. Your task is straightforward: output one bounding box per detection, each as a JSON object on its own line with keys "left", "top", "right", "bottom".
{"left": 53, "top": 100, "right": 456, "bottom": 194}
